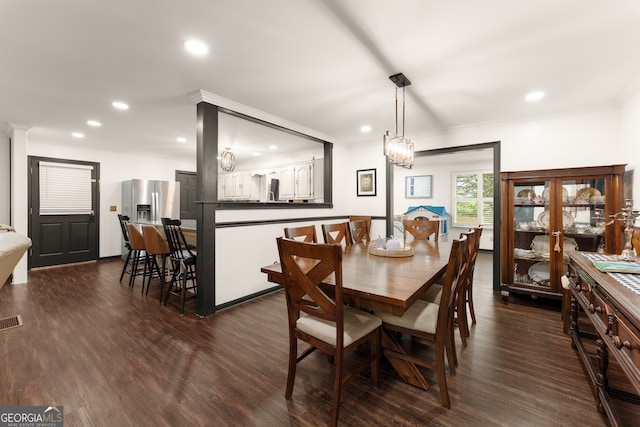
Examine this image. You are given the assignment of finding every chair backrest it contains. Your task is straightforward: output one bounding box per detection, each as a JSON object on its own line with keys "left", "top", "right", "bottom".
{"left": 403, "top": 218, "right": 439, "bottom": 243}
{"left": 349, "top": 220, "right": 370, "bottom": 244}
{"left": 459, "top": 229, "right": 477, "bottom": 287}
{"left": 283, "top": 225, "right": 318, "bottom": 243}
{"left": 349, "top": 215, "right": 371, "bottom": 241}
{"left": 161, "top": 217, "right": 195, "bottom": 260}
{"left": 633, "top": 227, "right": 640, "bottom": 256}
{"left": 126, "top": 223, "right": 145, "bottom": 251}
{"left": 142, "top": 225, "right": 170, "bottom": 256}
{"left": 276, "top": 237, "right": 344, "bottom": 331}
{"left": 437, "top": 235, "right": 470, "bottom": 332}
{"left": 321, "top": 222, "right": 353, "bottom": 246}
{"left": 118, "top": 214, "right": 131, "bottom": 246}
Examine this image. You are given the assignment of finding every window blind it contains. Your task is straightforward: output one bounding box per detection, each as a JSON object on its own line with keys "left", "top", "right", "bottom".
{"left": 39, "top": 161, "right": 93, "bottom": 215}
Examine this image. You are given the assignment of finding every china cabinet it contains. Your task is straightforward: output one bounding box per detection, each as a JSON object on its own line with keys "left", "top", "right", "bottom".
{"left": 501, "top": 165, "right": 625, "bottom": 301}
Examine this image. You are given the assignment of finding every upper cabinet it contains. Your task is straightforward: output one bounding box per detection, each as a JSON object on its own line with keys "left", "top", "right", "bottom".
{"left": 500, "top": 165, "right": 626, "bottom": 300}
{"left": 219, "top": 158, "right": 323, "bottom": 203}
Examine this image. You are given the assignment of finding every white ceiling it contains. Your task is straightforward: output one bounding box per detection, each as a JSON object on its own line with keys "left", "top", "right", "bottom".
{"left": 2, "top": 0, "right": 640, "bottom": 160}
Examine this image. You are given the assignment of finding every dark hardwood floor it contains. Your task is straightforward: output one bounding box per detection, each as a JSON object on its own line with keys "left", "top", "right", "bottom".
{"left": 0, "top": 254, "right": 607, "bottom": 426}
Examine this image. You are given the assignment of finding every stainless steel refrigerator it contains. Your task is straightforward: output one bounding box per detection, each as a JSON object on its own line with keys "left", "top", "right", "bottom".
{"left": 121, "top": 179, "right": 180, "bottom": 224}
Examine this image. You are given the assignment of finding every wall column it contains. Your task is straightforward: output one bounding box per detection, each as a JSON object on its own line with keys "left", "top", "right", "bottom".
{"left": 8, "top": 123, "right": 30, "bottom": 284}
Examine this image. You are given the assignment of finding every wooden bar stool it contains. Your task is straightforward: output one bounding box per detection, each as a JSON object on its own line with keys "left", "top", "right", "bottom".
{"left": 141, "top": 225, "right": 170, "bottom": 300}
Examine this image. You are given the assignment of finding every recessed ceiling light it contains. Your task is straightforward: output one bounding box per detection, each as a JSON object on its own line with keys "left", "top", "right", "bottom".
{"left": 253, "top": 152, "right": 260, "bottom": 156}
{"left": 72, "top": 132, "right": 85, "bottom": 138}
{"left": 269, "top": 145, "right": 277, "bottom": 150}
{"left": 360, "top": 125, "right": 372, "bottom": 133}
{"left": 176, "top": 137, "right": 187, "bottom": 143}
{"left": 112, "top": 101, "right": 129, "bottom": 110}
{"left": 184, "top": 39, "right": 208, "bottom": 56}
{"left": 525, "top": 91, "right": 545, "bottom": 102}
{"left": 87, "top": 120, "right": 101, "bottom": 127}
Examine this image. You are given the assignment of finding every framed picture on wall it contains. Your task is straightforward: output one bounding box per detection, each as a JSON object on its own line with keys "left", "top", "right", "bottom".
{"left": 356, "top": 168, "right": 376, "bottom": 197}
{"left": 406, "top": 175, "right": 433, "bottom": 198}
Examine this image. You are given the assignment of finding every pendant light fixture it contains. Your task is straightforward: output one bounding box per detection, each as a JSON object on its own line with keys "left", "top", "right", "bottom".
{"left": 219, "top": 147, "right": 236, "bottom": 172}
{"left": 383, "top": 72, "right": 414, "bottom": 168}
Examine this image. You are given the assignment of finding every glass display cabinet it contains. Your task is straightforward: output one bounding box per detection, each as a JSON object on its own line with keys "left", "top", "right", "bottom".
{"left": 501, "top": 165, "right": 625, "bottom": 300}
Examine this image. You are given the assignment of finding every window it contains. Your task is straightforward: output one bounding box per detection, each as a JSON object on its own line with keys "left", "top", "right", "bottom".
{"left": 452, "top": 171, "right": 494, "bottom": 228}
{"left": 39, "top": 161, "right": 93, "bottom": 215}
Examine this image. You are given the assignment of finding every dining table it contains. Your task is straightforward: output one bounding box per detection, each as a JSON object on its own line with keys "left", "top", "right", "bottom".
{"left": 260, "top": 238, "right": 453, "bottom": 390}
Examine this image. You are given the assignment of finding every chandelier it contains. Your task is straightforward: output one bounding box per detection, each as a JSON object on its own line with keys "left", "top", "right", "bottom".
{"left": 219, "top": 147, "right": 235, "bottom": 172}
{"left": 383, "top": 72, "right": 414, "bottom": 169}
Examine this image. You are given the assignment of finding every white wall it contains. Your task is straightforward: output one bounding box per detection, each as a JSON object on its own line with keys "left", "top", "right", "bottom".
{"left": 418, "top": 108, "right": 625, "bottom": 172}
{"left": 620, "top": 88, "right": 640, "bottom": 203}
{"left": 0, "top": 135, "right": 9, "bottom": 224}
{"left": 28, "top": 141, "right": 196, "bottom": 258}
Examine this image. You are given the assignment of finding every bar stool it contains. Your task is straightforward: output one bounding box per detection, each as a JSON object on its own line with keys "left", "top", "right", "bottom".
{"left": 125, "top": 223, "right": 147, "bottom": 290}
{"left": 117, "top": 214, "right": 133, "bottom": 282}
{"left": 141, "top": 225, "right": 170, "bottom": 300}
{"left": 161, "top": 218, "right": 197, "bottom": 314}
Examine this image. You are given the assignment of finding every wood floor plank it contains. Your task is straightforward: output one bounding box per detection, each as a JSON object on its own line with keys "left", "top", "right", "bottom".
{"left": 0, "top": 253, "right": 608, "bottom": 426}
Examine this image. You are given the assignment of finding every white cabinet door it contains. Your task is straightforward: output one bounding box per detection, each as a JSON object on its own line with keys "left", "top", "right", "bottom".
{"left": 279, "top": 167, "right": 295, "bottom": 199}
{"left": 222, "top": 173, "right": 235, "bottom": 199}
{"left": 295, "top": 163, "right": 313, "bottom": 199}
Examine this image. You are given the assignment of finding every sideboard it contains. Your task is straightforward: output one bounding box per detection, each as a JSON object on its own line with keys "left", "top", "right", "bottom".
{"left": 567, "top": 252, "right": 640, "bottom": 426}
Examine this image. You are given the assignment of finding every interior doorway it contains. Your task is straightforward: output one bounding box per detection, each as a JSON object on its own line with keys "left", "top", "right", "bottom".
{"left": 387, "top": 141, "right": 501, "bottom": 291}
{"left": 176, "top": 170, "right": 197, "bottom": 219}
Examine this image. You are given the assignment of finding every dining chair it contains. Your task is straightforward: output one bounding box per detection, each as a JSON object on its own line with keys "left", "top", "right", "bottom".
{"left": 403, "top": 218, "right": 439, "bottom": 244}
{"left": 421, "top": 227, "right": 480, "bottom": 347}
{"left": 349, "top": 220, "right": 370, "bottom": 244}
{"left": 125, "top": 223, "right": 148, "bottom": 290}
{"left": 376, "top": 235, "right": 469, "bottom": 409}
{"left": 465, "top": 226, "right": 483, "bottom": 326}
{"left": 161, "top": 218, "right": 197, "bottom": 314}
{"left": 348, "top": 215, "right": 371, "bottom": 241}
{"left": 283, "top": 225, "right": 318, "bottom": 243}
{"left": 141, "top": 225, "right": 170, "bottom": 300}
{"left": 117, "top": 214, "right": 133, "bottom": 282}
{"left": 321, "top": 222, "right": 353, "bottom": 246}
{"left": 276, "top": 237, "right": 381, "bottom": 427}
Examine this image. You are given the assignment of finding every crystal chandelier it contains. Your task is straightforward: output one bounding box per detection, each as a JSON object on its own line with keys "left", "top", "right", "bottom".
{"left": 383, "top": 72, "right": 414, "bottom": 169}
{"left": 219, "top": 147, "right": 235, "bottom": 172}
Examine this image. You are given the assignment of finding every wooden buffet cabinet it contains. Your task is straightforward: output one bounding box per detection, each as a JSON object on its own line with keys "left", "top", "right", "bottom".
{"left": 567, "top": 252, "right": 640, "bottom": 426}
{"left": 501, "top": 165, "right": 625, "bottom": 300}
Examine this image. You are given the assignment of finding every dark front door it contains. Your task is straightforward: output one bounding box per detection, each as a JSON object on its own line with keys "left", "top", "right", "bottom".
{"left": 176, "top": 170, "right": 197, "bottom": 219}
{"left": 28, "top": 157, "right": 99, "bottom": 268}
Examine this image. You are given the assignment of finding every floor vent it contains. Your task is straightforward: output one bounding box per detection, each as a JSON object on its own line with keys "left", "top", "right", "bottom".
{"left": 0, "top": 315, "right": 23, "bottom": 332}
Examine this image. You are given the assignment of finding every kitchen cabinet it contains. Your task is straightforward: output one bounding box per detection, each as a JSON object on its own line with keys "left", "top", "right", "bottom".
{"left": 500, "top": 165, "right": 625, "bottom": 301}
{"left": 218, "top": 171, "right": 259, "bottom": 200}
{"left": 278, "top": 159, "right": 321, "bottom": 201}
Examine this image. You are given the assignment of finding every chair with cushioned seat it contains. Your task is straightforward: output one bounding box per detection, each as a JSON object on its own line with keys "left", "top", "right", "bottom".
{"left": 403, "top": 218, "right": 439, "bottom": 244}
{"left": 348, "top": 215, "right": 371, "bottom": 241}
{"left": 420, "top": 227, "right": 481, "bottom": 347}
{"left": 349, "top": 220, "right": 370, "bottom": 244}
{"left": 321, "top": 222, "right": 353, "bottom": 247}
{"left": 283, "top": 225, "right": 318, "bottom": 243}
{"left": 141, "top": 225, "right": 170, "bottom": 300}
{"left": 376, "top": 235, "right": 469, "bottom": 409}
{"left": 276, "top": 237, "right": 381, "bottom": 427}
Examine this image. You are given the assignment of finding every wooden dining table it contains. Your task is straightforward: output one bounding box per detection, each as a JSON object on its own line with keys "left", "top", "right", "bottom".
{"left": 260, "top": 239, "right": 453, "bottom": 390}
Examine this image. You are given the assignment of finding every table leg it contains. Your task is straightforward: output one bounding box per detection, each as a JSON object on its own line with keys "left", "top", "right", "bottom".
{"left": 381, "top": 329, "right": 430, "bottom": 390}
